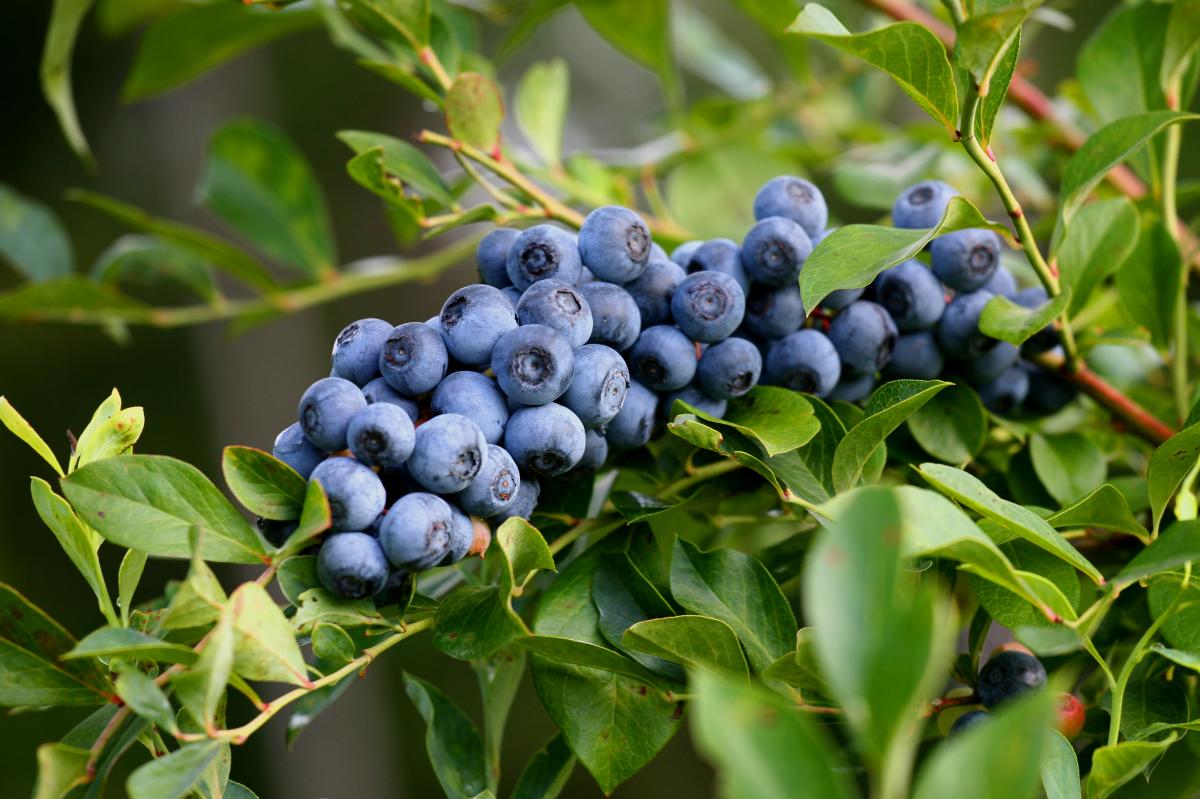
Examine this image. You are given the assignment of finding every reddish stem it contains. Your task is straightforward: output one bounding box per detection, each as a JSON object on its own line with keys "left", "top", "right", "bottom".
{"left": 1034, "top": 352, "right": 1176, "bottom": 445}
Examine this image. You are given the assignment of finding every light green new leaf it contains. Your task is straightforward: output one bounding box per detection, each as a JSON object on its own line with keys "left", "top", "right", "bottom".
{"left": 978, "top": 29, "right": 1019, "bottom": 147}
{"left": 980, "top": 291, "right": 1070, "bottom": 348}
{"left": 229, "top": 582, "right": 310, "bottom": 685}
{"left": 30, "top": 477, "right": 110, "bottom": 619}
{"left": 277, "top": 478, "right": 333, "bottom": 555}
{"left": 312, "top": 622, "right": 356, "bottom": 666}
{"left": 445, "top": 73, "right": 504, "bottom": 152}
{"left": 1148, "top": 423, "right": 1200, "bottom": 533}
{"left": 1161, "top": 0, "right": 1200, "bottom": 96}
{"left": 1042, "top": 730, "right": 1081, "bottom": 799}
{"left": 1116, "top": 217, "right": 1183, "bottom": 349}
{"left": 623, "top": 616, "right": 749, "bottom": 677}
{"left": 788, "top": 3, "right": 959, "bottom": 134}
{"left": 1056, "top": 199, "right": 1139, "bottom": 316}
{"left": 956, "top": 1, "right": 1040, "bottom": 96}
{"left": 1087, "top": 735, "right": 1178, "bottom": 799}
{"left": 761, "top": 628, "right": 829, "bottom": 697}
{"left": 0, "top": 184, "right": 73, "bottom": 282}
{"left": 1030, "top": 432, "right": 1106, "bottom": 506}
{"left": 33, "top": 742, "right": 90, "bottom": 799}
{"left": 222, "top": 445, "right": 307, "bottom": 521}
{"left": 515, "top": 59, "right": 568, "bottom": 166}
{"left": 118, "top": 548, "right": 148, "bottom": 626}
{"left": 693, "top": 386, "right": 821, "bottom": 457}
{"left": 833, "top": 380, "right": 949, "bottom": 491}
{"left": 41, "top": 0, "right": 97, "bottom": 166}
{"left": 171, "top": 606, "right": 235, "bottom": 731}
{"left": 71, "top": 389, "right": 144, "bottom": 469}
{"left": 0, "top": 396, "right": 64, "bottom": 476}
{"left": 907, "top": 382, "right": 987, "bottom": 463}
{"left": 1048, "top": 484, "right": 1149, "bottom": 541}
{"left": 1078, "top": 3, "right": 1173, "bottom": 127}
{"left": 116, "top": 669, "right": 178, "bottom": 734}
{"left": 497, "top": 516, "right": 556, "bottom": 591}
{"left": 126, "top": 740, "right": 224, "bottom": 799}
{"left": 337, "top": 130, "right": 455, "bottom": 206}
{"left": 404, "top": 673, "right": 488, "bottom": 799}
{"left": 1150, "top": 644, "right": 1200, "bottom": 674}
{"left": 163, "top": 559, "right": 227, "bottom": 631}
{"left": 64, "top": 627, "right": 197, "bottom": 664}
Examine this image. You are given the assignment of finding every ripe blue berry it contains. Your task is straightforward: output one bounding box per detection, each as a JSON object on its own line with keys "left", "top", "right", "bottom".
{"left": 455, "top": 444, "right": 520, "bottom": 517}
{"left": 496, "top": 476, "right": 540, "bottom": 522}
{"left": 964, "top": 341, "right": 1018, "bottom": 385}
{"left": 883, "top": 331, "right": 945, "bottom": 380}
{"left": 577, "top": 429, "right": 609, "bottom": 471}
{"left": 439, "top": 284, "right": 519, "bottom": 367}
{"left": 628, "top": 325, "right": 697, "bottom": 391}
{"left": 936, "top": 291, "right": 998, "bottom": 360}
{"left": 744, "top": 283, "right": 805, "bottom": 339}
{"left": 379, "top": 493, "right": 453, "bottom": 569}
{"left": 579, "top": 282, "right": 641, "bottom": 351}
{"left": 317, "top": 532, "right": 390, "bottom": 599}
{"left": 982, "top": 265, "right": 1018, "bottom": 299}
{"left": 763, "top": 329, "right": 841, "bottom": 397}
{"left": 829, "top": 372, "right": 876, "bottom": 403}
{"left": 753, "top": 176, "right": 828, "bottom": 239}
{"left": 504, "top": 403, "right": 586, "bottom": 477}
{"left": 931, "top": 228, "right": 1002, "bottom": 292}
{"left": 379, "top": 322, "right": 448, "bottom": 396}
{"left": 821, "top": 288, "right": 865, "bottom": 311}
{"left": 506, "top": 224, "right": 583, "bottom": 289}
{"left": 978, "top": 650, "right": 1047, "bottom": 708}
{"left": 606, "top": 380, "right": 659, "bottom": 450}
{"left": 697, "top": 337, "right": 762, "bottom": 400}
{"left": 741, "top": 217, "right": 813, "bottom": 287}
{"left": 310, "top": 456, "right": 387, "bottom": 532}
{"left": 299, "top": 377, "right": 367, "bottom": 451}
{"left": 665, "top": 384, "right": 728, "bottom": 420}
{"left": 432, "top": 371, "right": 509, "bottom": 445}
{"left": 671, "top": 270, "right": 746, "bottom": 343}
{"left": 978, "top": 365, "right": 1029, "bottom": 414}
{"left": 685, "top": 239, "right": 750, "bottom": 292}
{"left": 374, "top": 570, "right": 414, "bottom": 608}
{"left": 561, "top": 344, "right": 630, "bottom": 429}
{"left": 516, "top": 279, "right": 594, "bottom": 349}
{"left": 625, "top": 256, "right": 686, "bottom": 328}
{"left": 670, "top": 240, "right": 703, "bottom": 266}
{"left": 828, "top": 301, "right": 898, "bottom": 374}
{"left": 273, "top": 422, "right": 326, "bottom": 478}
{"left": 331, "top": 318, "right": 392, "bottom": 386}
{"left": 347, "top": 403, "right": 416, "bottom": 471}
{"left": 491, "top": 324, "right": 576, "bottom": 405}
{"left": 443, "top": 502, "right": 474, "bottom": 564}
{"left": 362, "top": 377, "right": 419, "bottom": 422}
{"left": 578, "top": 205, "right": 652, "bottom": 283}
{"left": 407, "top": 413, "right": 488, "bottom": 493}
{"left": 1014, "top": 286, "right": 1059, "bottom": 354}
{"left": 874, "top": 259, "right": 946, "bottom": 331}
{"left": 892, "top": 180, "right": 958, "bottom": 229}
{"left": 477, "top": 227, "right": 520, "bottom": 288}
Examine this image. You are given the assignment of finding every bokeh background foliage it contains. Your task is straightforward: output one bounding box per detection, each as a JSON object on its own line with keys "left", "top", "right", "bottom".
{"left": 1, "top": 0, "right": 1199, "bottom": 796}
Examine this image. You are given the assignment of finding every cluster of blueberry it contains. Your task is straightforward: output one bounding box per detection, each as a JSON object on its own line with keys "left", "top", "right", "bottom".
{"left": 951, "top": 645, "right": 1084, "bottom": 739}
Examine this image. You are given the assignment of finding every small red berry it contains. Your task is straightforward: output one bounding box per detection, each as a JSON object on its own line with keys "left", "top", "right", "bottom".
{"left": 1056, "top": 693, "right": 1085, "bottom": 739}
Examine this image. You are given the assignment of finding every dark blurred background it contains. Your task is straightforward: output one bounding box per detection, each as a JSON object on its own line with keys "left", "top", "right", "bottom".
{"left": 0, "top": 0, "right": 1123, "bottom": 795}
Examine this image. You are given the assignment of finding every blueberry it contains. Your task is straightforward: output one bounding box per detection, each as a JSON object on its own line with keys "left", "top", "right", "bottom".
{"left": 977, "top": 650, "right": 1047, "bottom": 708}
{"left": 763, "top": 329, "right": 841, "bottom": 397}
{"left": 317, "top": 532, "right": 390, "bottom": 599}
{"left": 892, "top": 180, "right": 958, "bottom": 229}
{"left": 299, "top": 377, "right": 368, "bottom": 451}
{"left": 273, "top": 422, "right": 326, "bottom": 478}
{"left": 257, "top": 517, "right": 298, "bottom": 548}
{"left": 670, "top": 240, "right": 703, "bottom": 266}
{"left": 431, "top": 371, "right": 509, "bottom": 445}
{"left": 605, "top": 380, "right": 659, "bottom": 449}
{"left": 440, "top": 284, "right": 520, "bottom": 367}
{"left": 443, "top": 502, "right": 475, "bottom": 564}
{"left": 579, "top": 282, "right": 641, "bottom": 351}
{"left": 380, "top": 322, "right": 449, "bottom": 396}
{"left": 310, "top": 456, "right": 387, "bottom": 531}
{"left": 578, "top": 206, "right": 651, "bottom": 283}
{"left": 949, "top": 710, "right": 989, "bottom": 737}
{"left": 753, "top": 176, "right": 828, "bottom": 239}
{"left": 502, "top": 286, "right": 523, "bottom": 307}
{"left": 671, "top": 271, "right": 746, "bottom": 343}
{"left": 504, "top": 403, "right": 586, "bottom": 476}
{"left": 506, "top": 224, "right": 583, "bottom": 289}
{"left": 577, "top": 266, "right": 595, "bottom": 285}
{"left": 821, "top": 288, "right": 865, "bottom": 311}
{"left": 829, "top": 372, "right": 876, "bottom": 403}
{"left": 625, "top": 256, "right": 686, "bottom": 328}
{"left": 331, "top": 318, "right": 392, "bottom": 386}
{"left": 686, "top": 239, "right": 750, "bottom": 292}
{"left": 874, "top": 259, "right": 945, "bottom": 331}
{"left": 516, "top": 279, "right": 594, "bottom": 348}
{"left": 477, "top": 227, "right": 520, "bottom": 288}
{"left": 379, "top": 493, "right": 453, "bottom": 569}
{"left": 362, "top": 377, "right": 420, "bottom": 422}
{"left": 982, "top": 265, "right": 1018, "bottom": 299}
{"left": 374, "top": 570, "right": 414, "bottom": 608}
{"left": 407, "top": 413, "right": 489, "bottom": 493}
{"left": 740, "top": 217, "right": 813, "bottom": 288}
{"left": 665, "top": 384, "right": 727, "bottom": 420}
{"left": 744, "top": 283, "right": 805, "bottom": 339}
{"left": 628, "top": 325, "right": 697, "bottom": 391}
{"left": 347, "top": 403, "right": 416, "bottom": 471}
{"left": 455, "top": 444, "right": 520, "bottom": 517}
{"left": 931, "top": 229, "right": 1001, "bottom": 292}
{"left": 495, "top": 476, "right": 540, "bottom": 522}
{"left": 978, "top": 365, "right": 1029, "bottom": 414}
{"left": 963, "top": 341, "right": 1018, "bottom": 385}
{"left": 577, "top": 429, "right": 609, "bottom": 471}
{"left": 882, "top": 331, "right": 945, "bottom": 380}
{"left": 936, "top": 291, "right": 998, "bottom": 360}
{"left": 561, "top": 344, "right": 630, "bottom": 428}
{"left": 1021, "top": 358, "right": 1077, "bottom": 415}
{"left": 828, "top": 301, "right": 898, "bottom": 374}
{"left": 697, "top": 337, "right": 762, "bottom": 400}
{"left": 491, "top": 324, "right": 576, "bottom": 405}
{"left": 1014, "top": 286, "right": 1059, "bottom": 354}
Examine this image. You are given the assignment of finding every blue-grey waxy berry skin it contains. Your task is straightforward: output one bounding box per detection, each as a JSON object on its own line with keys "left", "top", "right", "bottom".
{"left": 379, "top": 322, "right": 448, "bottom": 396}
{"left": 628, "top": 325, "right": 697, "bottom": 392}
{"left": 379, "top": 493, "right": 453, "bottom": 569}
{"left": 963, "top": 341, "right": 1018, "bottom": 385}
{"left": 874, "top": 259, "right": 946, "bottom": 331}
{"left": 931, "top": 228, "right": 1002, "bottom": 292}
{"left": 491, "top": 325, "right": 576, "bottom": 406}
{"left": 982, "top": 265, "right": 1018, "bottom": 299}
{"left": 299, "top": 377, "right": 368, "bottom": 452}
{"left": 829, "top": 372, "right": 876, "bottom": 403}
{"left": 625, "top": 257, "right": 686, "bottom": 328}
{"left": 516, "top": 279, "right": 594, "bottom": 349}
{"left": 977, "top": 650, "right": 1047, "bottom": 708}
{"left": 665, "top": 384, "right": 727, "bottom": 420}
{"left": 697, "top": 337, "right": 762, "bottom": 400}
{"left": 671, "top": 270, "right": 746, "bottom": 343}
{"left": 828, "top": 301, "right": 899, "bottom": 374}
{"left": 978, "top": 365, "right": 1029, "bottom": 414}
{"left": 578, "top": 205, "right": 652, "bottom": 283}
{"left": 936, "top": 291, "right": 997, "bottom": 360}
{"left": 502, "top": 286, "right": 523, "bottom": 308}
{"left": 580, "top": 282, "right": 641, "bottom": 351}
{"left": 1014, "top": 286, "right": 1059, "bottom": 354}
{"left": 605, "top": 380, "right": 659, "bottom": 450}
{"left": 347, "top": 403, "right": 416, "bottom": 471}
{"left": 561, "top": 344, "right": 630, "bottom": 429}
{"left": 439, "top": 284, "right": 519, "bottom": 367}
{"left": 740, "top": 216, "right": 813, "bottom": 287}
{"left": 670, "top": 240, "right": 703, "bottom": 267}
{"left": 949, "top": 711, "right": 989, "bottom": 737}
{"left": 744, "top": 283, "right": 806, "bottom": 339}
{"left": 310, "top": 456, "right": 387, "bottom": 532}
{"left": 753, "top": 176, "right": 828, "bottom": 240}
{"left": 685, "top": 239, "right": 750, "bottom": 293}
{"left": 495, "top": 476, "right": 540, "bottom": 522}
{"left": 822, "top": 288, "right": 865, "bottom": 311}
{"left": 577, "top": 429, "right": 609, "bottom": 471}
{"left": 331, "top": 318, "right": 392, "bottom": 386}
{"left": 504, "top": 403, "right": 586, "bottom": 477}
{"left": 883, "top": 331, "right": 945, "bottom": 380}
{"left": 273, "top": 422, "right": 326, "bottom": 479}
{"left": 506, "top": 224, "right": 583, "bottom": 290}
{"left": 432, "top": 371, "right": 510, "bottom": 445}
{"left": 455, "top": 444, "right": 520, "bottom": 518}
{"left": 443, "top": 502, "right": 474, "bottom": 565}
{"left": 763, "top": 329, "right": 841, "bottom": 398}
{"left": 407, "top": 413, "right": 489, "bottom": 494}
{"left": 892, "top": 180, "right": 958, "bottom": 229}
{"left": 317, "top": 532, "right": 390, "bottom": 599}
{"left": 362, "top": 377, "right": 420, "bottom": 422}
{"left": 477, "top": 227, "right": 520, "bottom": 288}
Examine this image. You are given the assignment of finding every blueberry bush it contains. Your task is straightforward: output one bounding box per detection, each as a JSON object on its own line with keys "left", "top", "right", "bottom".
{"left": 3, "top": 1, "right": 1200, "bottom": 797}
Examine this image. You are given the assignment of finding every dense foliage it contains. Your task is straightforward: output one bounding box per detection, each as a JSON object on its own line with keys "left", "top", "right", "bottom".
{"left": 3, "top": 0, "right": 1200, "bottom": 797}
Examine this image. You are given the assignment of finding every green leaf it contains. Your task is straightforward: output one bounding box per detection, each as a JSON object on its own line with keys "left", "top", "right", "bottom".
{"left": 971, "top": 541, "right": 1080, "bottom": 630}
{"left": 1161, "top": 0, "right": 1200, "bottom": 97}
{"left": 1116, "top": 216, "right": 1184, "bottom": 350}
{"left": 62, "top": 454, "right": 268, "bottom": 564}
{"left": 291, "top": 588, "right": 382, "bottom": 633}
{"left": 1086, "top": 735, "right": 1178, "bottom": 799}
{"left": 163, "top": 559, "right": 227, "bottom": 631}
{"left": 666, "top": 142, "right": 793, "bottom": 240}
{"left": 40, "top": 0, "right": 97, "bottom": 166}
{"left": 955, "top": 1, "right": 1039, "bottom": 96}
{"left": 33, "top": 742, "right": 90, "bottom": 799}
{"left": 912, "top": 690, "right": 1054, "bottom": 799}
{"left": 610, "top": 491, "right": 680, "bottom": 523}
{"left": 30, "top": 477, "right": 110, "bottom": 620}
{"left": 761, "top": 628, "right": 829, "bottom": 697}
{"left": 788, "top": 3, "right": 959, "bottom": 134}
{"left": 434, "top": 585, "right": 528, "bottom": 659}
{"left": 1079, "top": 4, "right": 1176, "bottom": 127}
{"left": 116, "top": 669, "right": 178, "bottom": 734}
{"left": 1148, "top": 423, "right": 1200, "bottom": 534}
{"left": 126, "top": 740, "right": 224, "bottom": 799}
{"left": 476, "top": 646, "right": 525, "bottom": 781}
{"left": 669, "top": 539, "right": 795, "bottom": 672}
{"left": 515, "top": 59, "right": 568, "bottom": 166}
{"left": 918, "top": 463, "right": 1104, "bottom": 584}
{"left": 338, "top": 0, "right": 431, "bottom": 48}
{"left": 576, "top": 0, "right": 676, "bottom": 103}
{"left": 1030, "top": 432, "right": 1107, "bottom": 506}
{"left": 833, "top": 380, "right": 950, "bottom": 491}
{"left": 906, "top": 382, "right": 987, "bottom": 463}
{"left": 1042, "top": 730, "right": 1081, "bottom": 799}
{"left": 197, "top": 119, "right": 336, "bottom": 277}
{"left": 521, "top": 636, "right": 666, "bottom": 686}
{"left": 445, "top": 73, "right": 505, "bottom": 152}
{"left": 497, "top": 517, "right": 556, "bottom": 591}
{"left": 977, "top": 29, "right": 1018, "bottom": 147}
{"left": 312, "top": 623, "right": 356, "bottom": 666}
{"left": 229, "top": 582, "right": 310, "bottom": 685}
{"left": 623, "top": 616, "right": 749, "bottom": 677}
{"left": 0, "top": 183, "right": 73, "bottom": 281}
{"left": 0, "top": 277, "right": 146, "bottom": 324}
{"left": 1115, "top": 520, "right": 1200, "bottom": 586}
{"left": 1048, "top": 484, "right": 1149, "bottom": 541}
{"left": 1057, "top": 198, "right": 1140, "bottom": 316}
{"left": 121, "top": 4, "right": 318, "bottom": 101}
{"left": 357, "top": 59, "right": 444, "bottom": 105}
{"left": 404, "top": 673, "right": 488, "bottom": 799}
{"left": 118, "top": 548, "right": 148, "bottom": 626}
{"left": 65, "top": 627, "right": 197, "bottom": 664}
{"left": 691, "top": 669, "right": 854, "bottom": 799}
{"left": 277, "top": 555, "right": 319, "bottom": 607}
{"left": 1150, "top": 644, "right": 1200, "bottom": 674}
{"left": 171, "top": 605, "right": 235, "bottom": 731}
{"left": 337, "top": 129, "right": 455, "bottom": 206}
{"left": 592, "top": 554, "right": 680, "bottom": 679}
{"left": 0, "top": 396, "right": 64, "bottom": 476}
{"left": 979, "top": 291, "right": 1071, "bottom": 348}
{"left": 512, "top": 733, "right": 575, "bottom": 799}
{"left": 1099, "top": 678, "right": 1189, "bottom": 740}
{"left": 222, "top": 445, "right": 307, "bottom": 521}
{"left": 685, "top": 386, "right": 820, "bottom": 457}
{"left": 278, "top": 479, "right": 333, "bottom": 555}
{"left": 800, "top": 196, "right": 997, "bottom": 309}
{"left": 71, "top": 389, "right": 144, "bottom": 469}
